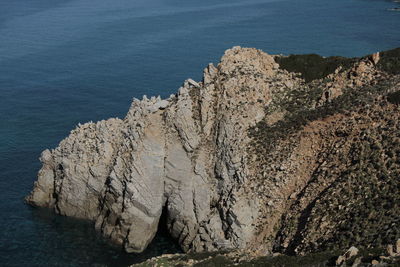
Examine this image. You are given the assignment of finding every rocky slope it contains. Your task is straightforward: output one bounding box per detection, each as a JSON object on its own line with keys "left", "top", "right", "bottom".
{"left": 26, "top": 46, "right": 400, "bottom": 257}
{"left": 131, "top": 243, "right": 400, "bottom": 267}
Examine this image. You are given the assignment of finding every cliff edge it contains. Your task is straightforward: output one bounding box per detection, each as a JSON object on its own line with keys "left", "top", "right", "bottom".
{"left": 26, "top": 47, "right": 400, "bottom": 256}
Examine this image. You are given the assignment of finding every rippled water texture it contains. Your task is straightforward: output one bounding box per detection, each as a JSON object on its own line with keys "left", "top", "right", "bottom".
{"left": 0, "top": 0, "right": 399, "bottom": 266}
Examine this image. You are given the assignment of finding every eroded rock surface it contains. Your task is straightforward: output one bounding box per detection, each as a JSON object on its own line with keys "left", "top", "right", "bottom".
{"left": 27, "top": 47, "right": 400, "bottom": 255}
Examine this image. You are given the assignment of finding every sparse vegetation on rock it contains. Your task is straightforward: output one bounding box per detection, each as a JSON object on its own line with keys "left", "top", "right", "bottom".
{"left": 26, "top": 47, "right": 400, "bottom": 265}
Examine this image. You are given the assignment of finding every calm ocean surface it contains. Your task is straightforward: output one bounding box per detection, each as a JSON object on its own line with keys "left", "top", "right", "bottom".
{"left": 0, "top": 0, "right": 399, "bottom": 266}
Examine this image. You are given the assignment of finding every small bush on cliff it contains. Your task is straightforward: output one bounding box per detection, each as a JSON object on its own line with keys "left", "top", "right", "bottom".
{"left": 387, "top": 91, "right": 400, "bottom": 105}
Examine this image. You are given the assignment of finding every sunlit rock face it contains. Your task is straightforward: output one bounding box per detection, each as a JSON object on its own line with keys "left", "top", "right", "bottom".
{"left": 27, "top": 47, "right": 400, "bottom": 255}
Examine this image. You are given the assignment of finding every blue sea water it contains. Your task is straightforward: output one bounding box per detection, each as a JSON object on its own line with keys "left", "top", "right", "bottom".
{"left": 0, "top": 0, "right": 399, "bottom": 266}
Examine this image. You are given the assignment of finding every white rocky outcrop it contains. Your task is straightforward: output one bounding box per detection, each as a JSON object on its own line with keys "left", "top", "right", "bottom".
{"left": 26, "top": 46, "right": 396, "bottom": 255}
{"left": 27, "top": 47, "right": 284, "bottom": 253}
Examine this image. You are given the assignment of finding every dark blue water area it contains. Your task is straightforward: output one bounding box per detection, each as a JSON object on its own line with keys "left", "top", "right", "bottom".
{"left": 0, "top": 0, "right": 399, "bottom": 266}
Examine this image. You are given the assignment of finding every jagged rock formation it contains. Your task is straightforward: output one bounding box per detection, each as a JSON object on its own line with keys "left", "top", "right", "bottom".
{"left": 27, "top": 46, "right": 400, "bottom": 255}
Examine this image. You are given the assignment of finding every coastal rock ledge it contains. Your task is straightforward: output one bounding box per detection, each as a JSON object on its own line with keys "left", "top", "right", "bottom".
{"left": 27, "top": 47, "right": 400, "bottom": 255}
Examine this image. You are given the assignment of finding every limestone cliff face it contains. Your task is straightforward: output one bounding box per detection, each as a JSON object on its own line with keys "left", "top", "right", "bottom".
{"left": 27, "top": 47, "right": 400, "bottom": 255}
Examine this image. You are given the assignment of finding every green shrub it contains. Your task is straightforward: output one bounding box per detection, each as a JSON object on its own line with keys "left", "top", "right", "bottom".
{"left": 387, "top": 91, "right": 400, "bottom": 105}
